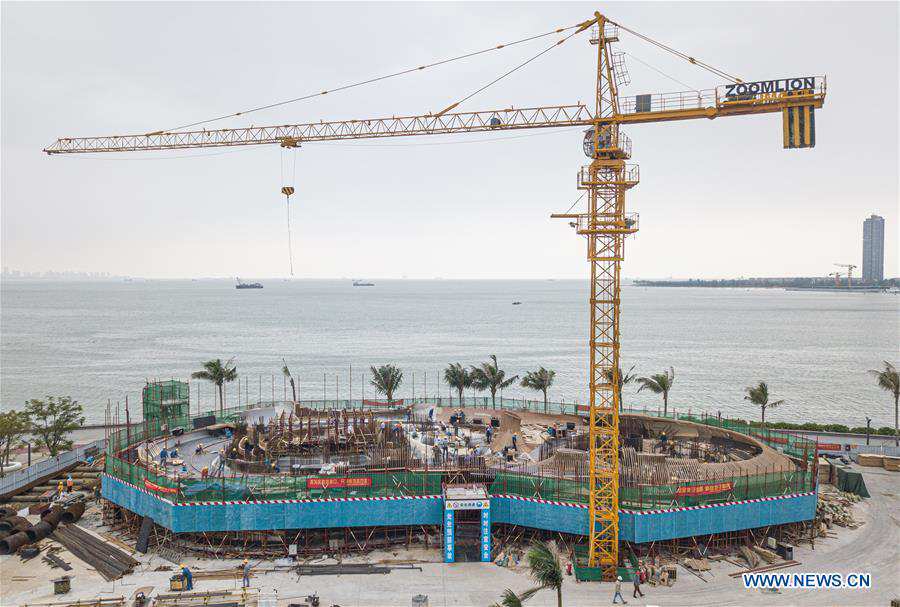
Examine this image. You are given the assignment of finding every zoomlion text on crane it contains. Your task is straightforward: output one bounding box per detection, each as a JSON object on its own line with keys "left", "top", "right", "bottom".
{"left": 724, "top": 77, "right": 815, "bottom": 97}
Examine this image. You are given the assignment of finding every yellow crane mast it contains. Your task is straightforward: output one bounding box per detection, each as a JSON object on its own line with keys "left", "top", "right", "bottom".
{"left": 43, "top": 11, "right": 826, "bottom": 579}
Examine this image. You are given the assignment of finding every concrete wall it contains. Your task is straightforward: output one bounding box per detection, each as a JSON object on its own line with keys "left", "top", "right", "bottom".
{"left": 103, "top": 475, "right": 815, "bottom": 541}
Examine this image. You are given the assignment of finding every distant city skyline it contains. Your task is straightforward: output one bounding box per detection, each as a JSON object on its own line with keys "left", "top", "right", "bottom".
{"left": 862, "top": 214, "right": 885, "bottom": 283}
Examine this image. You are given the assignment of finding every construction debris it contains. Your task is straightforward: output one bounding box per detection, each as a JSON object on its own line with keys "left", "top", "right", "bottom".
{"left": 738, "top": 545, "right": 759, "bottom": 569}
{"left": 817, "top": 488, "right": 862, "bottom": 530}
{"left": 750, "top": 545, "right": 780, "bottom": 564}
{"left": 682, "top": 557, "right": 711, "bottom": 572}
{"left": 728, "top": 560, "right": 800, "bottom": 577}
{"left": 17, "top": 599, "right": 124, "bottom": 607}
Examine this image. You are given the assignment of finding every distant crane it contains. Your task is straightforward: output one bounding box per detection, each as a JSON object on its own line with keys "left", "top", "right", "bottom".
{"left": 834, "top": 263, "right": 857, "bottom": 287}
{"left": 827, "top": 271, "right": 842, "bottom": 287}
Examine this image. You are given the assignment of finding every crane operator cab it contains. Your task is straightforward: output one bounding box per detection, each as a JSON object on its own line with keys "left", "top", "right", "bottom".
{"left": 582, "top": 127, "right": 612, "bottom": 157}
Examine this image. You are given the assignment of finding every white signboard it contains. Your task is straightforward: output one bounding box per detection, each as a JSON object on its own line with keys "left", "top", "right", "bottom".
{"left": 445, "top": 499, "right": 490, "bottom": 511}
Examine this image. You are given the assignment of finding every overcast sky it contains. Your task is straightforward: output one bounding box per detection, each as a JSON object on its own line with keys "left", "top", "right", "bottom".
{"left": 2, "top": 1, "right": 897, "bottom": 279}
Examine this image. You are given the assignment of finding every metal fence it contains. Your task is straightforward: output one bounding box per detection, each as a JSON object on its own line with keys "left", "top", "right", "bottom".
{"left": 0, "top": 439, "right": 105, "bottom": 497}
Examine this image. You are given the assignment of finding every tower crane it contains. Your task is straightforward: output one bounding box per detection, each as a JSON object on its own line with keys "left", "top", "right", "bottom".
{"left": 43, "top": 12, "right": 826, "bottom": 578}
{"left": 835, "top": 263, "right": 857, "bottom": 287}
{"left": 828, "top": 271, "right": 842, "bottom": 287}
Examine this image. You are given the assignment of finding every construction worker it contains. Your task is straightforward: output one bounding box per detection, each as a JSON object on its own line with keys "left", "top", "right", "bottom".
{"left": 194, "top": 443, "right": 204, "bottom": 456}
{"left": 66, "top": 475, "right": 74, "bottom": 493}
{"left": 200, "top": 466, "right": 209, "bottom": 479}
{"left": 632, "top": 570, "right": 645, "bottom": 599}
{"left": 485, "top": 425, "right": 494, "bottom": 444}
{"left": 612, "top": 576, "right": 627, "bottom": 604}
{"left": 180, "top": 563, "right": 193, "bottom": 590}
{"left": 511, "top": 434, "right": 518, "bottom": 451}
{"left": 159, "top": 447, "right": 169, "bottom": 466}
{"left": 242, "top": 558, "right": 252, "bottom": 588}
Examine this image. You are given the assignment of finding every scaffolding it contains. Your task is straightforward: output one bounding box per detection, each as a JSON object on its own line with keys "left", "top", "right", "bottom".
{"left": 142, "top": 380, "right": 190, "bottom": 435}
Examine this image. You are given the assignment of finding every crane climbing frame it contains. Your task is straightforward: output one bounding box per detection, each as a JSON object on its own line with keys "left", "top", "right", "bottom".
{"left": 43, "top": 11, "right": 826, "bottom": 579}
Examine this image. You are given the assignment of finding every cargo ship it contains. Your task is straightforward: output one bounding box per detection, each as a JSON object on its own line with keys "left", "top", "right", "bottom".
{"left": 235, "top": 278, "right": 263, "bottom": 289}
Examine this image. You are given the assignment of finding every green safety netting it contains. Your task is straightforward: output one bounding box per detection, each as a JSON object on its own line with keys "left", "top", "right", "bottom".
{"left": 105, "top": 400, "right": 816, "bottom": 507}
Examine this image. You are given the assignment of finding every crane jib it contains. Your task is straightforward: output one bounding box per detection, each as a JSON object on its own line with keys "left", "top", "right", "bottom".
{"left": 724, "top": 77, "right": 815, "bottom": 97}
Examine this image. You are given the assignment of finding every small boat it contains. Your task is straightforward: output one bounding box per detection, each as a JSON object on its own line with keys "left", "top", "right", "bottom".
{"left": 512, "top": 301, "right": 522, "bottom": 305}
{"left": 236, "top": 278, "right": 263, "bottom": 289}
{"left": 353, "top": 280, "right": 375, "bottom": 287}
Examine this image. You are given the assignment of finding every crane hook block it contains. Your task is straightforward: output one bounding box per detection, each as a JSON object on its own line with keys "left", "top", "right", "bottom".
{"left": 282, "top": 186, "right": 295, "bottom": 197}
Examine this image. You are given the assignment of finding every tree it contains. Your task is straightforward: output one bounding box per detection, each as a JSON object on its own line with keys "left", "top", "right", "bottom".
{"left": 282, "top": 359, "right": 297, "bottom": 403}
{"left": 636, "top": 367, "right": 675, "bottom": 416}
{"left": 526, "top": 541, "right": 564, "bottom": 607}
{"left": 521, "top": 367, "right": 556, "bottom": 412}
{"left": 603, "top": 364, "right": 637, "bottom": 411}
{"left": 191, "top": 358, "right": 237, "bottom": 412}
{"left": 868, "top": 361, "right": 899, "bottom": 446}
{"left": 0, "top": 410, "right": 30, "bottom": 469}
{"left": 443, "top": 363, "right": 472, "bottom": 406}
{"left": 490, "top": 587, "right": 540, "bottom": 607}
{"left": 471, "top": 355, "right": 518, "bottom": 409}
{"left": 744, "top": 381, "right": 784, "bottom": 425}
{"left": 370, "top": 364, "right": 403, "bottom": 401}
{"left": 24, "top": 396, "right": 84, "bottom": 456}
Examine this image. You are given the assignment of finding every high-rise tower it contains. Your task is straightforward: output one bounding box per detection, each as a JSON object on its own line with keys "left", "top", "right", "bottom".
{"left": 862, "top": 214, "right": 885, "bottom": 283}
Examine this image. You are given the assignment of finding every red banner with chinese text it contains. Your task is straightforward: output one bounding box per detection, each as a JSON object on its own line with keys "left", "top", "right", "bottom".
{"left": 674, "top": 481, "right": 733, "bottom": 497}
{"left": 306, "top": 476, "right": 373, "bottom": 489}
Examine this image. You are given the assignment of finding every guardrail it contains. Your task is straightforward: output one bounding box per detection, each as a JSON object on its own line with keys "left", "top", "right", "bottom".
{"left": 0, "top": 439, "right": 105, "bottom": 497}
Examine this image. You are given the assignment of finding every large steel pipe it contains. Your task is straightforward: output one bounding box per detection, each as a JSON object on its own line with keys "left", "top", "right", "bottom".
{"left": 0, "top": 531, "right": 30, "bottom": 555}
{"left": 40, "top": 505, "right": 64, "bottom": 526}
{"left": 60, "top": 502, "right": 85, "bottom": 524}
{"left": 26, "top": 521, "right": 55, "bottom": 542}
{"left": 0, "top": 507, "right": 17, "bottom": 518}
{"left": 0, "top": 516, "right": 32, "bottom": 534}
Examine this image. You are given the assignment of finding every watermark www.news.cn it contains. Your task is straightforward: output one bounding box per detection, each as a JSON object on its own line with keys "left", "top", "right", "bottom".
{"left": 743, "top": 572, "right": 871, "bottom": 589}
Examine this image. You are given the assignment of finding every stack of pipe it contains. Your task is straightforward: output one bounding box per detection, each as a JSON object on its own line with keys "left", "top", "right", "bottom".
{"left": 0, "top": 515, "right": 34, "bottom": 555}
{"left": 0, "top": 500, "right": 86, "bottom": 555}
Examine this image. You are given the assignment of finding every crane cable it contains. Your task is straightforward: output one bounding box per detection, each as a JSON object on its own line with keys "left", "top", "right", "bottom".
{"left": 280, "top": 147, "right": 297, "bottom": 276}
{"left": 433, "top": 26, "right": 589, "bottom": 117}
{"left": 609, "top": 20, "right": 743, "bottom": 84}
{"left": 160, "top": 21, "right": 588, "bottom": 133}
{"left": 623, "top": 52, "right": 699, "bottom": 93}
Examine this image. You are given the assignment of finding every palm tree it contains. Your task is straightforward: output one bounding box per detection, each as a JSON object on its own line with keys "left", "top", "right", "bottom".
{"left": 471, "top": 355, "right": 518, "bottom": 409}
{"left": 521, "top": 367, "right": 556, "bottom": 412}
{"left": 443, "top": 363, "right": 472, "bottom": 406}
{"left": 490, "top": 587, "right": 540, "bottom": 607}
{"left": 191, "top": 358, "right": 237, "bottom": 413}
{"left": 868, "top": 361, "right": 899, "bottom": 446}
{"left": 282, "top": 359, "right": 297, "bottom": 403}
{"left": 526, "top": 541, "right": 564, "bottom": 607}
{"left": 636, "top": 367, "right": 675, "bottom": 416}
{"left": 744, "top": 381, "right": 784, "bottom": 425}
{"left": 603, "top": 364, "right": 637, "bottom": 411}
{"left": 370, "top": 364, "right": 403, "bottom": 402}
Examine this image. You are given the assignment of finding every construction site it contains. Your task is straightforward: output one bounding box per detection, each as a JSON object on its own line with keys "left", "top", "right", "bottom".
{"left": 2, "top": 5, "right": 898, "bottom": 607}
{"left": 2, "top": 389, "right": 897, "bottom": 606}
